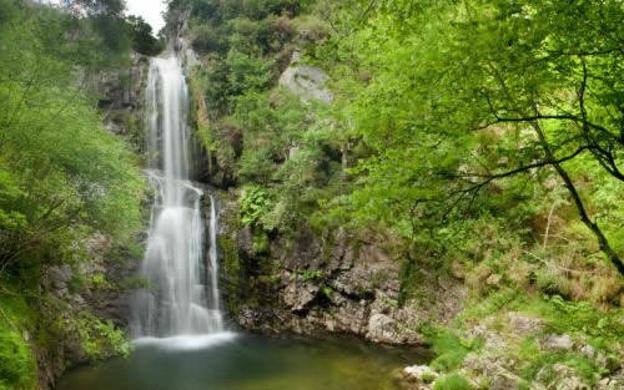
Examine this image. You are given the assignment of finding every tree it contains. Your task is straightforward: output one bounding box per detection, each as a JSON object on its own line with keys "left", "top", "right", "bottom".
{"left": 329, "top": 0, "right": 624, "bottom": 275}
{"left": 0, "top": 0, "right": 143, "bottom": 276}
{"left": 127, "top": 15, "right": 164, "bottom": 56}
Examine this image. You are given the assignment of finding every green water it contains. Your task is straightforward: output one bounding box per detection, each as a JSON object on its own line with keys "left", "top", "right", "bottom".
{"left": 56, "top": 333, "right": 426, "bottom": 390}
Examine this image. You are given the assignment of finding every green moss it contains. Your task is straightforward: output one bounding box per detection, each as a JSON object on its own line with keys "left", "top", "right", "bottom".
{"left": 298, "top": 269, "right": 324, "bottom": 282}
{"left": 219, "top": 235, "right": 243, "bottom": 315}
{"left": 320, "top": 286, "right": 333, "bottom": 298}
{"left": 251, "top": 229, "right": 269, "bottom": 254}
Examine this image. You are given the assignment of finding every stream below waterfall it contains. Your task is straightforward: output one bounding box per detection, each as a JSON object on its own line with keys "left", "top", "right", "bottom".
{"left": 57, "top": 334, "right": 427, "bottom": 390}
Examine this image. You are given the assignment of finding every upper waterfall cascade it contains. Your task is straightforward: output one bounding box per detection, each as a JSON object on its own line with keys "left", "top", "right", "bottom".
{"left": 131, "top": 55, "right": 223, "bottom": 338}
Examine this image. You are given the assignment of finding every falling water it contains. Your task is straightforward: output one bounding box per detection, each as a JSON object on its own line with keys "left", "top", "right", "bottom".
{"left": 132, "top": 55, "right": 223, "bottom": 338}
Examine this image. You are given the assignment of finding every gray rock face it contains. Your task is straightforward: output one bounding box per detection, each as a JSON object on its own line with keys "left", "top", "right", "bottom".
{"left": 490, "top": 371, "right": 521, "bottom": 390}
{"left": 219, "top": 203, "right": 465, "bottom": 345}
{"left": 279, "top": 65, "right": 333, "bottom": 103}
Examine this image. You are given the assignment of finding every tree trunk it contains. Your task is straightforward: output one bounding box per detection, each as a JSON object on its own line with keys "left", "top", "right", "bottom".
{"left": 533, "top": 122, "right": 624, "bottom": 276}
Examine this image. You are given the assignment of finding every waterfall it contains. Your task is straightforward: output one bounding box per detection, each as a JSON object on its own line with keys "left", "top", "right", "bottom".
{"left": 131, "top": 55, "right": 223, "bottom": 338}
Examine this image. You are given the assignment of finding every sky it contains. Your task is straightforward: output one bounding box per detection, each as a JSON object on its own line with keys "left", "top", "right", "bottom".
{"left": 125, "top": 0, "right": 167, "bottom": 34}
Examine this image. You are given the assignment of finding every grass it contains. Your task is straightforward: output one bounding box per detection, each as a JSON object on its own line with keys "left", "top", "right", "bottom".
{"left": 433, "top": 373, "right": 473, "bottom": 390}
{"left": 421, "top": 327, "right": 476, "bottom": 372}
{"left": 517, "top": 338, "right": 603, "bottom": 384}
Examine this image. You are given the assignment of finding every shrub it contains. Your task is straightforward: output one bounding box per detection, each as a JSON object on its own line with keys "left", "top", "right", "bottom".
{"left": 240, "top": 185, "right": 273, "bottom": 227}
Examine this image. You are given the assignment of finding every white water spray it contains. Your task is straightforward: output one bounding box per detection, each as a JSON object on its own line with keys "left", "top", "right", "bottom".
{"left": 132, "top": 55, "right": 223, "bottom": 338}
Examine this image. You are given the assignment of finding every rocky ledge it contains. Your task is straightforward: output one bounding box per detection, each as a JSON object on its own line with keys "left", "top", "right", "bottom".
{"left": 215, "top": 191, "right": 465, "bottom": 345}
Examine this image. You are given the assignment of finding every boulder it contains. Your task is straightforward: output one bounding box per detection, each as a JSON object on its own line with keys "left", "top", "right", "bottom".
{"left": 597, "top": 370, "right": 624, "bottom": 390}
{"left": 542, "top": 334, "right": 574, "bottom": 351}
{"left": 279, "top": 65, "right": 333, "bottom": 103}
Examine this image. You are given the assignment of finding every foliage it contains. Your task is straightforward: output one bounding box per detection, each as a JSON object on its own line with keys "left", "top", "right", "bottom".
{"left": 0, "top": 1, "right": 146, "bottom": 382}
{"left": 0, "top": 0, "right": 144, "bottom": 277}
{"left": 127, "top": 15, "right": 164, "bottom": 56}
{"left": 240, "top": 185, "right": 273, "bottom": 227}
{"left": 75, "top": 312, "right": 130, "bottom": 360}
{"left": 518, "top": 339, "right": 603, "bottom": 384}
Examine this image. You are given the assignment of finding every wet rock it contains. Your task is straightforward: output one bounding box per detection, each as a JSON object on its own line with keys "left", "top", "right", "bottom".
{"left": 237, "top": 226, "right": 255, "bottom": 257}
{"left": 220, "top": 201, "right": 459, "bottom": 345}
{"left": 403, "top": 364, "right": 438, "bottom": 385}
